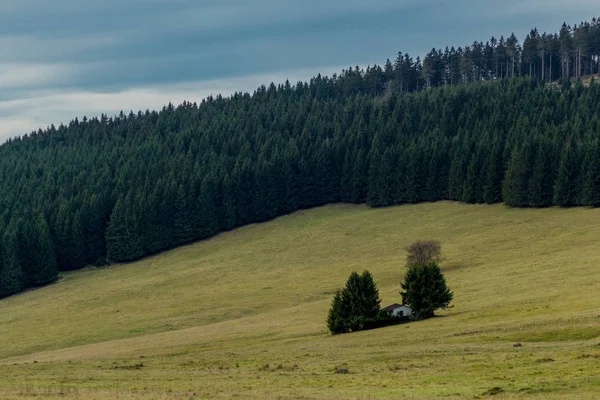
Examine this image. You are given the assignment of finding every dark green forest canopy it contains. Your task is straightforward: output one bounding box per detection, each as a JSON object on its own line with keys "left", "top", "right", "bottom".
{"left": 1, "top": 19, "right": 600, "bottom": 298}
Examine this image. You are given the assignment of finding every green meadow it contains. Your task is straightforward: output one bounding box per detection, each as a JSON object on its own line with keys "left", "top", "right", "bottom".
{"left": 0, "top": 203, "right": 598, "bottom": 399}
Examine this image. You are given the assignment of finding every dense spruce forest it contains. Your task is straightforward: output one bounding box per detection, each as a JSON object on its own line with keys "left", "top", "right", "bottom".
{"left": 1, "top": 19, "right": 600, "bottom": 298}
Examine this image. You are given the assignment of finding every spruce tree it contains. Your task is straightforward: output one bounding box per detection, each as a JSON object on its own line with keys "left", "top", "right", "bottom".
{"left": 528, "top": 142, "right": 555, "bottom": 207}
{"left": 327, "top": 270, "right": 382, "bottom": 334}
{"left": 463, "top": 151, "right": 483, "bottom": 204}
{"left": 366, "top": 147, "right": 382, "bottom": 206}
{"left": 483, "top": 144, "right": 503, "bottom": 204}
{"left": 502, "top": 146, "right": 530, "bottom": 207}
{"left": 342, "top": 271, "right": 365, "bottom": 332}
{"left": 350, "top": 149, "right": 367, "bottom": 203}
{"left": 105, "top": 197, "right": 144, "bottom": 262}
{"left": 105, "top": 199, "right": 128, "bottom": 262}
{"left": 582, "top": 142, "right": 600, "bottom": 206}
{"left": 326, "top": 290, "right": 347, "bottom": 334}
{"left": 424, "top": 152, "right": 441, "bottom": 202}
{"left": 71, "top": 211, "right": 86, "bottom": 269}
{"left": 401, "top": 262, "right": 453, "bottom": 320}
{"left": 404, "top": 145, "right": 424, "bottom": 204}
{"left": 375, "top": 148, "right": 395, "bottom": 206}
{"left": 0, "top": 233, "right": 24, "bottom": 298}
{"left": 358, "top": 270, "right": 382, "bottom": 326}
{"left": 448, "top": 152, "right": 466, "bottom": 201}
{"left": 31, "top": 217, "right": 58, "bottom": 286}
{"left": 194, "top": 177, "right": 219, "bottom": 239}
{"left": 174, "top": 184, "right": 194, "bottom": 244}
{"left": 554, "top": 145, "right": 583, "bottom": 206}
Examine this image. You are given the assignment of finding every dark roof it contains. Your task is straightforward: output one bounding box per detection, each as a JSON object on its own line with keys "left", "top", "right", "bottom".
{"left": 382, "top": 303, "right": 404, "bottom": 312}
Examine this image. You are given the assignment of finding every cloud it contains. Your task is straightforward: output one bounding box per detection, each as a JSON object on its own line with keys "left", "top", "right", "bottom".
{"left": 0, "top": 0, "right": 595, "bottom": 143}
{"left": 0, "top": 117, "right": 41, "bottom": 139}
{"left": 0, "top": 65, "right": 342, "bottom": 142}
{"left": 493, "top": 0, "right": 599, "bottom": 17}
{"left": 0, "top": 63, "right": 73, "bottom": 89}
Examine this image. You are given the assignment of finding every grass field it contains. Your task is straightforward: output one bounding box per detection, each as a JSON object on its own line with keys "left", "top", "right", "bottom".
{"left": 0, "top": 202, "right": 598, "bottom": 399}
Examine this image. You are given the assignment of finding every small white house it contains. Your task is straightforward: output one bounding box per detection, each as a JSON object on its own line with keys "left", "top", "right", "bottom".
{"left": 382, "top": 303, "right": 412, "bottom": 318}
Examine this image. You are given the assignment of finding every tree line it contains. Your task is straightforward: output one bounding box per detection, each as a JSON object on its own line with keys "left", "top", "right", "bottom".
{"left": 1, "top": 19, "right": 600, "bottom": 299}
{"left": 352, "top": 18, "right": 600, "bottom": 96}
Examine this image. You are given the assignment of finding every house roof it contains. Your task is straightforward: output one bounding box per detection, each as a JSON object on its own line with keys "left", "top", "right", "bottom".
{"left": 382, "top": 303, "right": 409, "bottom": 312}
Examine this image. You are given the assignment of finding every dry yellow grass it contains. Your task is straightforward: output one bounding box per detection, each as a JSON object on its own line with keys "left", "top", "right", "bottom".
{"left": 0, "top": 203, "right": 598, "bottom": 399}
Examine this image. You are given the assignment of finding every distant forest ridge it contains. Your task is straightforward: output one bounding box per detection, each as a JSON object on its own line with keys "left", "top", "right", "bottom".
{"left": 1, "top": 18, "right": 600, "bottom": 299}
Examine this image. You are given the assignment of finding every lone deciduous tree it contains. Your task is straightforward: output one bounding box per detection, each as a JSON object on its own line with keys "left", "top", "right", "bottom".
{"left": 406, "top": 240, "right": 442, "bottom": 268}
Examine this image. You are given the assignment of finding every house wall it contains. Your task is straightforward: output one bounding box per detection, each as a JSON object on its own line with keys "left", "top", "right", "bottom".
{"left": 392, "top": 306, "right": 412, "bottom": 317}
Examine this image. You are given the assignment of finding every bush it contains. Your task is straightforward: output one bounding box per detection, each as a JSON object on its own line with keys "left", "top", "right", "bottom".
{"left": 400, "top": 261, "right": 453, "bottom": 320}
{"left": 406, "top": 240, "right": 442, "bottom": 268}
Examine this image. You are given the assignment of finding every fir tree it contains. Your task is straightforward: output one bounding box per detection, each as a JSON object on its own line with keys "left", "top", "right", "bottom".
{"left": 358, "top": 270, "right": 382, "bottom": 326}
{"left": 401, "top": 262, "right": 453, "bottom": 320}
{"left": 31, "top": 217, "right": 58, "bottom": 286}
{"left": 105, "top": 197, "right": 143, "bottom": 262}
{"left": 502, "top": 146, "right": 530, "bottom": 207}
{"left": 174, "top": 184, "right": 194, "bottom": 245}
{"left": 554, "top": 145, "right": 583, "bottom": 206}
{"left": 528, "top": 142, "right": 555, "bottom": 207}
{"left": 0, "top": 232, "right": 24, "bottom": 298}
{"left": 326, "top": 290, "right": 347, "bottom": 334}
{"left": 581, "top": 142, "right": 600, "bottom": 206}
{"left": 327, "top": 270, "right": 382, "bottom": 334}
{"left": 483, "top": 144, "right": 503, "bottom": 204}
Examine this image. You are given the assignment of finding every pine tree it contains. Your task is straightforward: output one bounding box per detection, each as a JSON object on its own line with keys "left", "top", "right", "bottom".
{"left": 358, "top": 270, "right": 382, "bottom": 326}
{"left": 341, "top": 271, "right": 364, "bottom": 332}
{"left": 0, "top": 232, "right": 24, "bottom": 298}
{"left": 280, "top": 149, "right": 300, "bottom": 213}
{"left": 350, "top": 149, "right": 367, "bottom": 203}
{"left": 105, "top": 197, "right": 143, "bottom": 262}
{"left": 581, "top": 142, "right": 600, "bottom": 207}
{"left": 424, "top": 151, "right": 441, "bottom": 202}
{"left": 448, "top": 152, "right": 466, "bottom": 201}
{"left": 502, "top": 146, "right": 530, "bottom": 207}
{"left": 31, "top": 217, "right": 58, "bottom": 286}
{"left": 326, "top": 290, "right": 347, "bottom": 334}
{"left": 327, "top": 270, "right": 382, "bottom": 334}
{"left": 401, "top": 262, "right": 453, "bottom": 320}
{"left": 366, "top": 147, "right": 382, "bottom": 206}
{"left": 339, "top": 152, "right": 353, "bottom": 202}
{"left": 221, "top": 174, "right": 238, "bottom": 230}
{"left": 174, "top": 184, "right": 194, "bottom": 245}
{"left": 375, "top": 148, "right": 396, "bottom": 206}
{"left": 483, "top": 144, "right": 503, "bottom": 204}
{"left": 194, "top": 177, "right": 219, "bottom": 239}
{"left": 554, "top": 145, "right": 583, "bottom": 207}
{"left": 463, "top": 151, "right": 483, "bottom": 203}
{"left": 528, "top": 142, "right": 555, "bottom": 207}
{"left": 53, "top": 205, "right": 75, "bottom": 271}
{"left": 71, "top": 211, "right": 86, "bottom": 269}
{"left": 404, "top": 146, "right": 424, "bottom": 203}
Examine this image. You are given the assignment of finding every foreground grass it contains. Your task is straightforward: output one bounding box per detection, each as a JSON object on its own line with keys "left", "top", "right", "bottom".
{"left": 0, "top": 203, "right": 598, "bottom": 399}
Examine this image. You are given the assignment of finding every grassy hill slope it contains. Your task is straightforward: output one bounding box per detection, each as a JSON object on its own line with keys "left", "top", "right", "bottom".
{"left": 0, "top": 203, "right": 598, "bottom": 399}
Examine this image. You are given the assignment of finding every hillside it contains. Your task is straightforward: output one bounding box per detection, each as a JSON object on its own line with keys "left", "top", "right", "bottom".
{"left": 0, "top": 203, "right": 598, "bottom": 399}
{"left": 2, "top": 18, "right": 600, "bottom": 299}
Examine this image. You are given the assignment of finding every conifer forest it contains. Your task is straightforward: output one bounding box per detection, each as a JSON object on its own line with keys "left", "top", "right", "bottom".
{"left": 1, "top": 19, "right": 600, "bottom": 298}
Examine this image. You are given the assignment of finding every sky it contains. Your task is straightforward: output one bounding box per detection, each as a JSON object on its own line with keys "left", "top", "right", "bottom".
{"left": 0, "top": 0, "right": 597, "bottom": 142}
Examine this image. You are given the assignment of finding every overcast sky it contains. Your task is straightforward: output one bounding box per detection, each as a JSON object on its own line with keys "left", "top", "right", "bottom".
{"left": 0, "top": 0, "right": 597, "bottom": 142}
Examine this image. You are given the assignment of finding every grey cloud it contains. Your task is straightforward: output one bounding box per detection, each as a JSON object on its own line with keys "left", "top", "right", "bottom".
{"left": 0, "top": 0, "right": 596, "bottom": 141}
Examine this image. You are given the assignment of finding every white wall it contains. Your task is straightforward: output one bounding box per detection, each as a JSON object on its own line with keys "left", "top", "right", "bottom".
{"left": 391, "top": 306, "right": 412, "bottom": 317}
